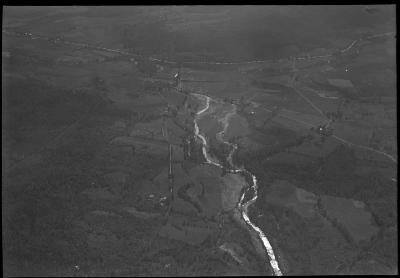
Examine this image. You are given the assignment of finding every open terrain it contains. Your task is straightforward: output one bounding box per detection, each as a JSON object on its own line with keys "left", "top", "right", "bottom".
{"left": 3, "top": 5, "right": 397, "bottom": 276}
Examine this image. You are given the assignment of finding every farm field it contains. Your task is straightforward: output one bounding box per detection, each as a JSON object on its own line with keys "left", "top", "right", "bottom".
{"left": 3, "top": 5, "right": 396, "bottom": 276}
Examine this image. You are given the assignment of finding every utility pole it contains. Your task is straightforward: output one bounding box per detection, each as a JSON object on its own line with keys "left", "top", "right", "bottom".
{"left": 182, "top": 137, "right": 188, "bottom": 160}
{"left": 168, "top": 144, "right": 174, "bottom": 182}
{"left": 290, "top": 57, "right": 298, "bottom": 86}
{"left": 166, "top": 144, "right": 174, "bottom": 218}
{"left": 174, "top": 67, "right": 182, "bottom": 92}
{"left": 292, "top": 56, "right": 296, "bottom": 71}
{"left": 187, "top": 136, "right": 191, "bottom": 159}
{"left": 336, "top": 98, "right": 345, "bottom": 121}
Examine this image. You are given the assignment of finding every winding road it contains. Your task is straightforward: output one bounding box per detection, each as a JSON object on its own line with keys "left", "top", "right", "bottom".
{"left": 2, "top": 29, "right": 394, "bottom": 66}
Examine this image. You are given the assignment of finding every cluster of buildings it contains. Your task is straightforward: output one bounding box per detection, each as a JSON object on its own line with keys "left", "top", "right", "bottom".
{"left": 313, "top": 124, "right": 334, "bottom": 137}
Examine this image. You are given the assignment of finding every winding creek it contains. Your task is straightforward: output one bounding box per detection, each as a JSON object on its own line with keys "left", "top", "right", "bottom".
{"left": 192, "top": 93, "right": 283, "bottom": 276}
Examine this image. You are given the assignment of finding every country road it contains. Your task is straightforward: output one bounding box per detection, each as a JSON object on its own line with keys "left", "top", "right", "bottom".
{"left": 2, "top": 29, "right": 394, "bottom": 66}
{"left": 288, "top": 54, "right": 397, "bottom": 165}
